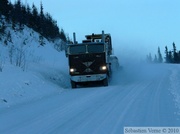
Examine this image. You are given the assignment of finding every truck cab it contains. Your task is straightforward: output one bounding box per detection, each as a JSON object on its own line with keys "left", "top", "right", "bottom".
{"left": 66, "top": 31, "right": 113, "bottom": 88}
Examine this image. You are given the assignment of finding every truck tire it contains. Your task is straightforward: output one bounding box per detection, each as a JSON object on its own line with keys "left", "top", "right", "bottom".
{"left": 71, "top": 80, "right": 77, "bottom": 89}
{"left": 103, "top": 78, "right": 108, "bottom": 86}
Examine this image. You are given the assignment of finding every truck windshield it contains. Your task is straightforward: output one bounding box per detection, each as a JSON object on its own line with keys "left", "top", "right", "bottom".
{"left": 69, "top": 45, "right": 86, "bottom": 54}
{"left": 69, "top": 44, "right": 104, "bottom": 54}
{"left": 88, "top": 44, "right": 104, "bottom": 53}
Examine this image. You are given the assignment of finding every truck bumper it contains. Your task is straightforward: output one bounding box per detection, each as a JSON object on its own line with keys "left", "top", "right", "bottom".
{"left": 71, "top": 74, "right": 107, "bottom": 82}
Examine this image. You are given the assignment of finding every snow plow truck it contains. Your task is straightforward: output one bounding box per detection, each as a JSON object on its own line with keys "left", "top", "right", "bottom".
{"left": 66, "top": 31, "right": 119, "bottom": 88}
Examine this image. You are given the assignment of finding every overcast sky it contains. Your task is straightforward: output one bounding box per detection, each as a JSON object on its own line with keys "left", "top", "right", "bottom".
{"left": 11, "top": 0, "right": 180, "bottom": 60}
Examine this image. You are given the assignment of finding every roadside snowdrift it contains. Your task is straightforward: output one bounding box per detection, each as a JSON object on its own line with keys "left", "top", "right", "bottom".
{"left": 0, "top": 25, "right": 69, "bottom": 109}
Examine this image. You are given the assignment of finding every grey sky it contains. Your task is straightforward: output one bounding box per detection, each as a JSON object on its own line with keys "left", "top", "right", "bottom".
{"left": 11, "top": 0, "right": 180, "bottom": 59}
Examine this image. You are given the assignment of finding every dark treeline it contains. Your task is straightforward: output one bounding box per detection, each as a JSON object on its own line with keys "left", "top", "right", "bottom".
{"left": 164, "top": 42, "right": 180, "bottom": 64}
{"left": 147, "top": 47, "right": 163, "bottom": 63}
{"left": 0, "top": 0, "right": 67, "bottom": 41}
{"left": 147, "top": 42, "right": 180, "bottom": 64}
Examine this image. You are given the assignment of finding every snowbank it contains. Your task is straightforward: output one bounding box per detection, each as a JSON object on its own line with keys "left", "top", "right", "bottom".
{"left": 0, "top": 25, "right": 70, "bottom": 109}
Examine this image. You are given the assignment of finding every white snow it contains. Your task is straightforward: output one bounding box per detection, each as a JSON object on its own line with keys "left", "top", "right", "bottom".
{"left": 0, "top": 25, "right": 70, "bottom": 109}
{"left": 0, "top": 25, "right": 180, "bottom": 134}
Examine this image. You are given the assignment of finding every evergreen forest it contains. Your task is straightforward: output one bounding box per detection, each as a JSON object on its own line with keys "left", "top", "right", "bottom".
{"left": 0, "top": 0, "right": 67, "bottom": 41}
{"left": 147, "top": 42, "right": 180, "bottom": 64}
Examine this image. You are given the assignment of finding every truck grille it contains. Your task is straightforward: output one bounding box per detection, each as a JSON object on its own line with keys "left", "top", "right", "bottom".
{"left": 69, "top": 53, "right": 106, "bottom": 75}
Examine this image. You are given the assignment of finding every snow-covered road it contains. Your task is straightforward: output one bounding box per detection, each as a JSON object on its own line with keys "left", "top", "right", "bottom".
{"left": 0, "top": 64, "right": 180, "bottom": 134}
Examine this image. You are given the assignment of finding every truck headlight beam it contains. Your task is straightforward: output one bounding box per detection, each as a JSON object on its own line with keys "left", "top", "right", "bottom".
{"left": 70, "top": 68, "right": 76, "bottom": 73}
{"left": 100, "top": 66, "right": 107, "bottom": 71}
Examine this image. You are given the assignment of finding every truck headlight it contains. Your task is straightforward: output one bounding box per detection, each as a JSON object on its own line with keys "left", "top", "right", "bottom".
{"left": 100, "top": 66, "right": 107, "bottom": 71}
{"left": 70, "top": 68, "right": 76, "bottom": 73}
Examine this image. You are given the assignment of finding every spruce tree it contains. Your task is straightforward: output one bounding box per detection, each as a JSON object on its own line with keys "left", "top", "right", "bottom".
{"left": 178, "top": 51, "right": 180, "bottom": 63}
{"left": 157, "top": 47, "right": 163, "bottom": 63}
{"left": 154, "top": 55, "right": 158, "bottom": 63}
{"left": 26, "top": 4, "right": 31, "bottom": 27}
{"left": 146, "top": 53, "right": 152, "bottom": 63}
{"left": 21, "top": 5, "right": 28, "bottom": 25}
{"left": 165, "top": 46, "right": 169, "bottom": 63}
{"left": 40, "top": 2, "right": 44, "bottom": 34}
{"left": 172, "top": 42, "right": 178, "bottom": 63}
{"left": 0, "top": 0, "right": 9, "bottom": 18}
{"left": 60, "top": 28, "right": 67, "bottom": 41}
{"left": 31, "top": 3, "right": 40, "bottom": 32}
{"left": 168, "top": 51, "right": 173, "bottom": 63}
{"left": 14, "top": 0, "right": 23, "bottom": 27}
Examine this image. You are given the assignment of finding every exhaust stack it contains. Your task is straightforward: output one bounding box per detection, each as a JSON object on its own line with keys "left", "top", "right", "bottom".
{"left": 102, "top": 30, "right": 105, "bottom": 43}
{"left": 73, "top": 32, "right": 76, "bottom": 44}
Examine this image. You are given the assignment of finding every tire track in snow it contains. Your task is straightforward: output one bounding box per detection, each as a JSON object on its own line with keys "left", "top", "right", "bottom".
{"left": 119, "top": 67, "right": 180, "bottom": 127}
{"left": 1, "top": 65, "right": 180, "bottom": 134}
{"left": 4, "top": 81, "right": 145, "bottom": 134}
{"left": 74, "top": 83, "right": 145, "bottom": 134}
{"left": 109, "top": 80, "right": 159, "bottom": 134}
{"left": 142, "top": 72, "right": 170, "bottom": 125}
{"left": 50, "top": 81, "right": 149, "bottom": 134}
{"left": 0, "top": 87, "right": 116, "bottom": 134}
